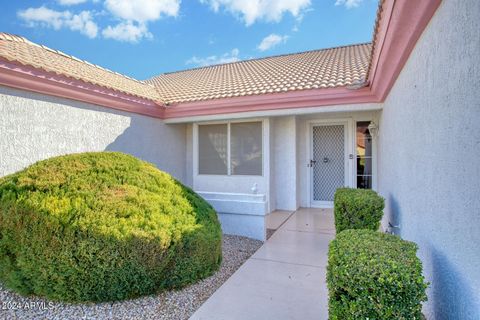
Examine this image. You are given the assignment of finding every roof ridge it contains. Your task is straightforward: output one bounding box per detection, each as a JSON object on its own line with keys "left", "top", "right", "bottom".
{"left": 149, "top": 42, "right": 372, "bottom": 79}
{"left": 0, "top": 32, "right": 154, "bottom": 88}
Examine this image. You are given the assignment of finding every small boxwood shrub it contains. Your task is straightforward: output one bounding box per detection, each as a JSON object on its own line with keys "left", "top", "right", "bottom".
{"left": 334, "top": 188, "right": 384, "bottom": 233}
{"left": 0, "top": 152, "right": 222, "bottom": 302}
{"left": 327, "top": 229, "right": 428, "bottom": 320}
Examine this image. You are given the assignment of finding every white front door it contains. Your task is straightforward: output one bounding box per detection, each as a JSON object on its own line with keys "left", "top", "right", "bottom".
{"left": 310, "top": 123, "right": 349, "bottom": 207}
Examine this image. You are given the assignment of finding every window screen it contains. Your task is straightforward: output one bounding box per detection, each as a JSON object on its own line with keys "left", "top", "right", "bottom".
{"left": 230, "top": 122, "right": 263, "bottom": 175}
{"left": 198, "top": 124, "right": 228, "bottom": 175}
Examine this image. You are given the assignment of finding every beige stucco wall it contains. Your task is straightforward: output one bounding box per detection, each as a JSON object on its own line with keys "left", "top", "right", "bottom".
{"left": 377, "top": 0, "right": 480, "bottom": 318}
{"left": 0, "top": 86, "right": 187, "bottom": 182}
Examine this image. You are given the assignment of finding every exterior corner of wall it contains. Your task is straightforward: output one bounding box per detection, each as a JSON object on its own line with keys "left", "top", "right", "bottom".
{"left": 272, "top": 115, "right": 299, "bottom": 211}
{"left": 269, "top": 117, "right": 276, "bottom": 212}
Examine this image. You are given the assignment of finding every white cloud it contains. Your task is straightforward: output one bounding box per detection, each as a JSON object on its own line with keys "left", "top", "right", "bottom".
{"left": 186, "top": 48, "right": 240, "bottom": 67}
{"left": 102, "top": 0, "right": 180, "bottom": 42}
{"left": 200, "top": 0, "right": 311, "bottom": 26}
{"left": 67, "top": 11, "right": 99, "bottom": 38}
{"left": 104, "top": 0, "right": 180, "bottom": 23}
{"left": 18, "top": 6, "right": 98, "bottom": 38}
{"left": 257, "top": 33, "right": 288, "bottom": 51}
{"left": 335, "top": 0, "right": 363, "bottom": 9}
{"left": 102, "top": 21, "right": 152, "bottom": 42}
{"left": 57, "top": 0, "right": 88, "bottom": 5}
{"left": 18, "top": 6, "right": 67, "bottom": 29}
{"left": 18, "top": 1, "right": 182, "bottom": 43}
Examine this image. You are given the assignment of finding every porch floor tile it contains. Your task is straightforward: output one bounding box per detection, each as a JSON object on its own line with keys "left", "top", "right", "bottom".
{"left": 190, "top": 208, "right": 334, "bottom": 320}
{"left": 252, "top": 228, "right": 333, "bottom": 267}
{"left": 266, "top": 210, "right": 294, "bottom": 230}
{"left": 283, "top": 207, "right": 336, "bottom": 235}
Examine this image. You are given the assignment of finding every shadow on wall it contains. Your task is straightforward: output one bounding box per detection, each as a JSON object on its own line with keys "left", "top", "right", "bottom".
{"left": 385, "top": 194, "right": 402, "bottom": 234}
{"left": 387, "top": 193, "right": 479, "bottom": 320}
{"left": 106, "top": 116, "right": 157, "bottom": 165}
{"left": 430, "top": 247, "right": 480, "bottom": 320}
{"left": 0, "top": 85, "right": 186, "bottom": 179}
{"left": 105, "top": 115, "right": 186, "bottom": 182}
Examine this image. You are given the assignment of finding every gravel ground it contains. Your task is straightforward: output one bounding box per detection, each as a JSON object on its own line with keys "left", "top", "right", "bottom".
{"left": 0, "top": 235, "right": 262, "bottom": 320}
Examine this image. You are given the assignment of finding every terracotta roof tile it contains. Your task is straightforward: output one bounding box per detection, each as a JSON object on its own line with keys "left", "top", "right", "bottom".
{"left": 0, "top": 33, "right": 373, "bottom": 107}
{"left": 0, "top": 33, "right": 162, "bottom": 102}
{"left": 367, "top": 0, "right": 385, "bottom": 79}
{"left": 146, "top": 43, "right": 372, "bottom": 104}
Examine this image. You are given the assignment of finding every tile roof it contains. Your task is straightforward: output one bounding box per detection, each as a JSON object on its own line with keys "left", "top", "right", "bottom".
{"left": 0, "top": 33, "right": 161, "bottom": 102}
{"left": 147, "top": 43, "right": 372, "bottom": 105}
{"left": 0, "top": 33, "right": 373, "bottom": 106}
{"left": 367, "top": 0, "right": 385, "bottom": 79}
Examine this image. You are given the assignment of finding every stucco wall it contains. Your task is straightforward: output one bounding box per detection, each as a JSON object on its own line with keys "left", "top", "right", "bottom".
{"left": 272, "top": 116, "right": 298, "bottom": 211}
{"left": 185, "top": 123, "right": 193, "bottom": 187}
{"left": 269, "top": 118, "right": 276, "bottom": 212}
{"left": 0, "top": 86, "right": 186, "bottom": 182}
{"left": 377, "top": 1, "right": 480, "bottom": 319}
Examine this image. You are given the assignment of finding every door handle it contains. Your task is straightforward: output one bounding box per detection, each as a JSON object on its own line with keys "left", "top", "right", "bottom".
{"left": 323, "top": 157, "right": 329, "bottom": 163}
{"left": 309, "top": 159, "right": 317, "bottom": 167}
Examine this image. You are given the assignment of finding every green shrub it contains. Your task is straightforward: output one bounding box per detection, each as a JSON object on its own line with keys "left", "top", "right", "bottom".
{"left": 0, "top": 152, "right": 222, "bottom": 302}
{"left": 334, "top": 188, "right": 384, "bottom": 233}
{"left": 327, "top": 229, "right": 428, "bottom": 320}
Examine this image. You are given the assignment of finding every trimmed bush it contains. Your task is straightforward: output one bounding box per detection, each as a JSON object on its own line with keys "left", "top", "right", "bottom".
{"left": 0, "top": 152, "right": 222, "bottom": 302}
{"left": 327, "top": 229, "right": 428, "bottom": 320}
{"left": 334, "top": 188, "right": 384, "bottom": 233}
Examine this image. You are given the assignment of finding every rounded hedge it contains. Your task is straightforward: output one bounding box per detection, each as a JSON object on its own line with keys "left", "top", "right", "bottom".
{"left": 327, "top": 229, "right": 428, "bottom": 319}
{"left": 334, "top": 188, "right": 385, "bottom": 233}
{"left": 0, "top": 152, "right": 222, "bottom": 302}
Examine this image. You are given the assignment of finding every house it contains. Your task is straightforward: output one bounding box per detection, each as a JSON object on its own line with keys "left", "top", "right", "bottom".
{"left": 0, "top": 0, "right": 478, "bottom": 318}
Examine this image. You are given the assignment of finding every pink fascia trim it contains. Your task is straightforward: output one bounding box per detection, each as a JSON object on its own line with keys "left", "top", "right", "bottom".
{"left": 163, "top": 87, "right": 376, "bottom": 118}
{"left": 368, "top": 0, "right": 442, "bottom": 101}
{"left": 0, "top": 59, "right": 165, "bottom": 118}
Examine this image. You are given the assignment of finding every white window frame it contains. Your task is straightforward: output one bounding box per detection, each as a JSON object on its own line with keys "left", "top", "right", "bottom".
{"left": 354, "top": 119, "right": 377, "bottom": 190}
{"left": 194, "top": 119, "right": 265, "bottom": 177}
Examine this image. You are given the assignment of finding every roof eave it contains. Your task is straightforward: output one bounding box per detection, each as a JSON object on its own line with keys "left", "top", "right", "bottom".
{"left": 367, "top": 0, "right": 442, "bottom": 101}
{"left": 163, "top": 86, "right": 378, "bottom": 120}
{"left": 0, "top": 59, "right": 165, "bottom": 118}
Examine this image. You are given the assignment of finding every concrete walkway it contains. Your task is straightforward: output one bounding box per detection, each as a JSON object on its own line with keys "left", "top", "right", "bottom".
{"left": 190, "top": 208, "right": 335, "bottom": 320}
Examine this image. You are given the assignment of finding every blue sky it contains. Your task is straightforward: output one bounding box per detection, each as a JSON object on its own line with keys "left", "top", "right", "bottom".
{"left": 0, "top": 0, "right": 378, "bottom": 80}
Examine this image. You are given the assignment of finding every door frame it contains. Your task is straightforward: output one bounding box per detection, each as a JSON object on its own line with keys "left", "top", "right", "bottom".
{"left": 306, "top": 118, "right": 354, "bottom": 208}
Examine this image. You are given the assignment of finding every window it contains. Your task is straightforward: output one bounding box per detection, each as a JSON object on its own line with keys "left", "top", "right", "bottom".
{"left": 198, "top": 121, "right": 263, "bottom": 176}
{"left": 231, "top": 122, "right": 263, "bottom": 175}
{"left": 198, "top": 124, "right": 228, "bottom": 175}
{"left": 356, "top": 121, "right": 373, "bottom": 189}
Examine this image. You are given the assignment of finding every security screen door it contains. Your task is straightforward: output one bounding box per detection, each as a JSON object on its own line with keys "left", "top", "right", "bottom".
{"left": 311, "top": 124, "right": 346, "bottom": 205}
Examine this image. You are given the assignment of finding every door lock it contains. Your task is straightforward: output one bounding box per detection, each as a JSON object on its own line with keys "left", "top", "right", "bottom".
{"left": 323, "top": 157, "right": 329, "bottom": 163}
{"left": 309, "top": 159, "right": 317, "bottom": 167}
